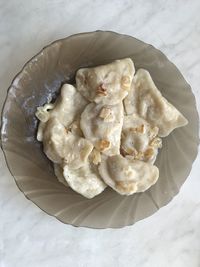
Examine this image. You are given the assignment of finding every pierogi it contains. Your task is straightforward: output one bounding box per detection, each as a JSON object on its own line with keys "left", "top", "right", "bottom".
{"left": 35, "top": 84, "right": 88, "bottom": 141}
{"left": 98, "top": 155, "right": 159, "bottom": 195}
{"left": 54, "top": 160, "right": 106, "bottom": 198}
{"left": 63, "top": 162, "right": 106, "bottom": 199}
{"left": 36, "top": 58, "right": 188, "bottom": 198}
{"left": 76, "top": 58, "right": 135, "bottom": 105}
{"left": 80, "top": 102, "right": 124, "bottom": 156}
{"left": 124, "top": 69, "right": 188, "bottom": 137}
{"left": 121, "top": 114, "right": 162, "bottom": 164}
{"left": 43, "top": 118, "right": 93, "bottom": 168}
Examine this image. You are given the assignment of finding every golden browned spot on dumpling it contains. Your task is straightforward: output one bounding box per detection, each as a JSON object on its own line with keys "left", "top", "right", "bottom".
{"left": 121, "top": 75, "right": 131, "bottom": 90}
{"left": 96, "top": 140, "right": 111, "bottom": 152}
{"left": 99, "top": 107, "right": 114, "bottom": 122}
{"left": 149, "top": 137, "right": 162, "bottom": 148}
{"left": 115, "top": 180, "right": 137, "bottom": 193}
{"left": 96, "top": 84, "right": 107, "bottom": 96}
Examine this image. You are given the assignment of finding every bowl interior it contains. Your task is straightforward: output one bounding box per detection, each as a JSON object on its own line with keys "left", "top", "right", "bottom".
{"left": 1, "top": 31, "right": 199, "bottom": 228}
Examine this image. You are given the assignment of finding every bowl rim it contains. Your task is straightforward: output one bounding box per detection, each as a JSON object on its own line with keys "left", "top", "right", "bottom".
{"left": 1, "top": 30, "right": 199, "bottom": 229}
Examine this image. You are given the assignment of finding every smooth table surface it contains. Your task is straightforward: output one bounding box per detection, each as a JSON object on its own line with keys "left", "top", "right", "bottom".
{"left": 0, "top": 1, "right": 200, "bottom": 266}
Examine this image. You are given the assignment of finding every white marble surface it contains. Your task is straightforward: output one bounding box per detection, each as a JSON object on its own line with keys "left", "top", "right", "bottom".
{"left": 0, "top": 1, "right": 200, "bottom": 266}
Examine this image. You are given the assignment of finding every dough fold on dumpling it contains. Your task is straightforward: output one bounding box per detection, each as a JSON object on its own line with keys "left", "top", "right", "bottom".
{"left": 98, "top": 155, "right": 159, "bottom": 195}
{"left": 43, "top": 118, "right": 93, "bottom": 168}
{"left": 80, "top": 102, "right": 124, "bottom": 156}
{"left": 76, "top": 58, "right": 135, "bottom": 105}
{"left": 121, "top": 114, "right": 162, "bottom": 164}
{"left": 124, "top": 69, "right": 188, "bottom": 137}
{"left": 63, "top": 162, "right": 106, "bottom": 199}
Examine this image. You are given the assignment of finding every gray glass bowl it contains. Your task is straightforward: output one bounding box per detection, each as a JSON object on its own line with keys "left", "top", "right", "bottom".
{"left": 1, "top": 31, "right": 199, "bottom": 228}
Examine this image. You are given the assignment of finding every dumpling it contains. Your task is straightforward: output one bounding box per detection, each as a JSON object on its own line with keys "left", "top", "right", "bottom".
{"left": 43, "top": 118, "right": 93, "bottom": 168}
{"left": 53, "top": 163, "right": 68, "bottom": 187}
{"left": 121, "top": 114, "right": 162, "bottom": 164}
{"left": 80, "top": 102, "right": 124, "bottom": 156}
{"left": 76, "top": 58, "right": 135, "bottom": 105}
{"left": 123, "top": 69, "right": 188, "bottom": 137}
{"left": 63, "top": 162, "right": 106, "bottom": 199}
{"left": 35, "top": 84, "right": 88, "bottom": 141}
{"left": 49, "top": 84, "right": 88, "bottom": 127}
{"left": 98, "top": 155, "right": 159, "bottom": 195}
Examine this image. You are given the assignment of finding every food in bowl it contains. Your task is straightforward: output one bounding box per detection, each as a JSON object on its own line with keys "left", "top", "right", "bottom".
{"left": 35, "top": 58, "right": 188, "bottom": 198}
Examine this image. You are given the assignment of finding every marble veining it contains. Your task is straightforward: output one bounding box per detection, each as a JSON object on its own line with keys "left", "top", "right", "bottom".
{"left": 0, "top": 0, "right": 200, "bottom": 266}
